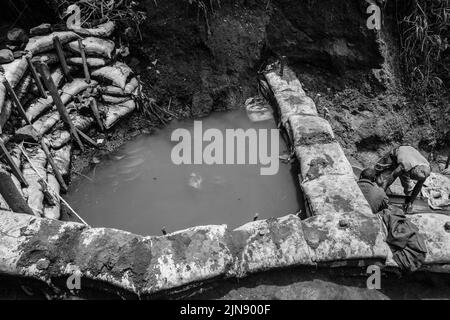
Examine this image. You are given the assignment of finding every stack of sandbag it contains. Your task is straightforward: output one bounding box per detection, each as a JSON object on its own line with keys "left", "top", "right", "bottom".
{"left": 0, "top": 20, "right": 143, "bottom": 220}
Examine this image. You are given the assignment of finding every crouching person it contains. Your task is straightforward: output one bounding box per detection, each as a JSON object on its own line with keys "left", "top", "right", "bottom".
{"left": 375, "top": 145, "right": 431, "bottom": 214}
{"left": 358, "top": 168, "right": 390, "bottom": 214}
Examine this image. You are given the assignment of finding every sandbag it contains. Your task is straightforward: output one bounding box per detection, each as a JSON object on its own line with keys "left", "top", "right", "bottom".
{"left": 101, "top": 85, "right": 126, "bottom": 97}
{"left": 67, "top": 37, "right": 115, "bottom": 59}
{"left": 32, "top": 110, "right": 60, "bottom": 136}
{"left": 25, "top": 31, "right": 78, "bottom": 55}
{"left": 67, "top": 56, "right": 107, "bottom": 68}
{"left": 102, "top": 95, "right": 130, "bottom": 104}
{"left": 92, "top": 62, "right": 132, "bottom": 89}
{"left": 70, "top": 21, "right": 115, "bottom": 38}
{"left": 22, "top": 147, "right": 47, "bottom": 217}
{"left": 31, "top": 53, "right": 60, "bottom": 65}
{"left": 26, "top": 96, "right": 54, "bottom": 122}
{"left": 61, "top": 78, "right": 97, "bottom": 102}
{"left": 53, "top": 144, "right": 72, "bottom": 177}
{"left": 46, "top": 129, "right": 71, "bottom": 149}
{"left": 124, "top": 77, "right": 139, "bottom": 95}
{"left": 70, "top": 112, "right": 93, "bottom": 132}
{"left": 103, "top": 99, "right": 136, "bottom": 129}
{"left": 2, "top": 56, "right": 28, "bottom": 87}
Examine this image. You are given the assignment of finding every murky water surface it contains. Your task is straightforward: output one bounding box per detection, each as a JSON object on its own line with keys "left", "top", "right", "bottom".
{"left": 65, "top": 109, "right": 302, "bottom": 236}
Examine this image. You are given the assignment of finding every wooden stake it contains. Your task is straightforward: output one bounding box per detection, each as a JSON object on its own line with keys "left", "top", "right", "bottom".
{"left": 89, "top": 98, "right": 104, "bottom": 131}
{"left": 40, "top": 139, "right": 68, "bottom": 193}
{"left": 0, "top": 165, "right": 33, "bottom": 215}
{"left": 75, "top": 128, "right": 98, "bottom": 148}
{"left": 3, "top": 79, "right": 31, "bottom": 125}
{"left": 53, "top": 36, "right": 73, "bottom": 82}
{"left": 78, "top": 38, "right": 91, "bottom": 83}
{"left": 36, "top": 62, "right": 84, "bottom": 152}
{"left": 26, "top": 56, "right": 47, "bottom": 98}
{"left": 0, "top": 138, "right": 28, "bottom": 187}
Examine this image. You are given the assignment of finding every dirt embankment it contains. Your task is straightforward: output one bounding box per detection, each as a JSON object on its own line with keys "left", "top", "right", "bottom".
{"left": 30, "top": 0, "right": 447, "bottom": 176}
{"left": 130, "top": 0, "right": 446, "bottom": 170}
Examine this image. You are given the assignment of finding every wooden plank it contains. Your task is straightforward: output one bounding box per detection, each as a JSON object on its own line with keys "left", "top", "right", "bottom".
{"left": 3, "top": 79, "right": 31, "bottom": 125}
{"left": 36, "top": 62, "right": 84, "bottom": 151}
{"left": 40, "top": 139, "right": 68, "bottom": 193}
{"left": 0, "top": 138, "right": 28, "bottom": 187}
{"left": 53, "top": 36, "right": 73, "bottom": 82}
{"left": 89, "top": 98, "right": 104, "bottom": 131}
{"left": 75, "top": 128, "right": 99, "bottom": 148}
{"left": 26, "top": 56, "right": 47, "bottom": 98}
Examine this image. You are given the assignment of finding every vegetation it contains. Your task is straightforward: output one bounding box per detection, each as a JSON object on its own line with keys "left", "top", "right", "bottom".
{"left": 397, "top": 0, "right": 449, "bottom": 94}
{"left": 395, "top": 0, "right": 449, "bottom": 149}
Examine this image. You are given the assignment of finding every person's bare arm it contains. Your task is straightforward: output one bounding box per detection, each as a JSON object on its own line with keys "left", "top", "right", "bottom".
{"left": 382, "top": 165, "right": 403, "bottom": 191}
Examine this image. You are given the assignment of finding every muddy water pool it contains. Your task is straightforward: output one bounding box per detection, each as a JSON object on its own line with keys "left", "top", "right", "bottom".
{"left": 64, "top": 109, "right": 303, "bottom": 236}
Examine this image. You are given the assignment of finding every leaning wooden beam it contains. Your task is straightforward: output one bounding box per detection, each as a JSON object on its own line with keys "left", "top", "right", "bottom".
{"left": 89, "top": 98, "right": 104, "bottom": 131}
{"left": 78, "top": 38, "right": 91, "bottom": 83}
{"left": 75, "top": 127, "right": 98, "bottom": 148}
{"left": 36, "top": 62, "right": 84, "bottom": 151}
{"left": 3, "top": 78, "right": 31, "bottom": 125}
{"left": 0, "top": 138, "right": 28, "bottom": 187}
{"left": 53, "top": 36, "right": 73, "bottom": 82}
{"left": 0, "top": 164, "right": 33, "bottom": 215}
{"left": 26, "top": 56, "right": 47, "bottom": 98}
{"left": 40, "top": 139, "right": 68, "bottom": 193}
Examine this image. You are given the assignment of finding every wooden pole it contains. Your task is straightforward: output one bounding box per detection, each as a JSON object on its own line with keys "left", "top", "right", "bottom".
{"left": 53, "top": 36, "right": 73, "bottom": 82}
{"left": 26, "top": 56, "right": 47, "bottom": 98}
{"left": 0, "top": 138, "right": 28, "bottom": 187}
{"left": 36, "top": 62, "right": 84, "bottom": 152}
{"left": 75, "top": 128, "right": 99, "bottom": 148}
{"left": 3, "top": 79, "right": 31, "bottom": 125}
{"left": 40, "top": 139, "right": 68, "bottom": 193}
{"left": 78, "top": 38, "right": 91, "bottom": 83}
{"left": 89, "top": 98, "right": 104, "bottom": 131}
{"left": 0, "top": 165, "right": 33, "bottom": 215}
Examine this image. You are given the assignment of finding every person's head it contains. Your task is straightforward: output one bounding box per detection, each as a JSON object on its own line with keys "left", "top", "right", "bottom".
{"left": 410, "top": 165, "right": 431, "bottom": 181}
{"left": 360, "top": 168, "right": 377, "bottom": 182}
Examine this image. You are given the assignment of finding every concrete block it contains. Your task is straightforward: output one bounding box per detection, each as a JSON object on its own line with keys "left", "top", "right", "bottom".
{"left": 295, "top": 142, "right": 354, "bottom": 182}
{"left": 231, "top": 215, "right": 315, "bottom": 277}
{"left": 302, "top": 212, "right": 387, "bottom": 263}
{"left": 301, "top": 174, "right": 373, "bottom": 217}
{"left": 289, "top": 115, "right": 335, "bottom": 146}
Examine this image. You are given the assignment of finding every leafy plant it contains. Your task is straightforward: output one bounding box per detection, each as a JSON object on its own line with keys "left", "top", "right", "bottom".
{"left": 397, "top": 0, "right": 449, "bottom": 94}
